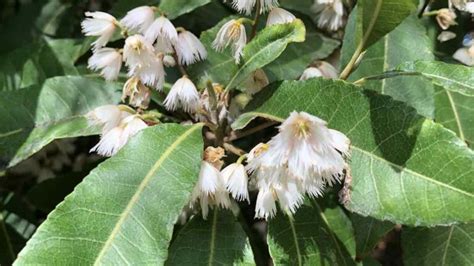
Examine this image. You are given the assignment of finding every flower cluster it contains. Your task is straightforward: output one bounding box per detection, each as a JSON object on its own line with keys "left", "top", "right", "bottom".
{"left": 82, "top": 5, "right": 211, "bottom": 155}
{"left": 247, "top": 112, "right": 350, "bottom": 219}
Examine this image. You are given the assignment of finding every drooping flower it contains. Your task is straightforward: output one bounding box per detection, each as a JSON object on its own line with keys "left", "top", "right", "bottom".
{"left": 231, "top": 0, "right": 256, "bottom": 15}
{"left": 260, "top": 0, "right": 280, "bottom": 13}
{"left": 154, "top": 36, "right": 175, "bottom": 54}
{"left": 87, "top": 105, "right": 126, "bottom": 133}
{"left": 212, "top": 19, "right": 247, "bottom": 63}
{"left": 122, "top": 77, "right": 152, "bottom": 109}
{"left": 299, "top": 61, "right": 338, "bottom": 80}
{"left": 453, "top": 45, "right": 474, "bottom": 66}
{"left": 242, "top": 69, "right": 269, "bottom": 95}
{"left": 266, "top": 7, "right": 296, "bottom": 26}
{"left": 132, "top": 55, "right": 165, "bottom": 90}
{"left": 311, "top": 0, "right": 345, "bottom": 31}
{"left": 90, "top": 114, "right": 148, "bottom": 156}
{"left": 81, "top": 11, "right": 118, "bottom": 49}
{"left": 144, "top": 16, "right": 178, "bottom": 44}
{"left": 436, "top": 8, "right": 457, "bottom": 30}
{"left": 123, "top": 35, "right": 156, "bottom": 70}
{"left": 120, "top": 6, "right": 156, "bottom": 33}
{"left": 247, "top": 111, "right": 350, "bottom": 219}
{"left": 190, "top": 159, "right": 231, "bottom": 218}
{"left": 175, "top": 30, "right": 207, "bottom": 65}
{"left": 88, "top": 48, "right": 122, "bottom": 81}
{"left": 221, "top": 163, "right": 249, "bottom": 202}
{"left": 437, "top": 31, "right": 456, "bottom": 42}
{"left": 164, "top": 76, "right": 200, "bottom": 112}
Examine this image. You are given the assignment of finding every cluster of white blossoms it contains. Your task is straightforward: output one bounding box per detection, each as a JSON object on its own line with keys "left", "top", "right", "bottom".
{"left": 87, "top": 105, "right": 148, "bottom": 156}
{"left": 247, "top": 112, "right": 350, "bottom": 219}
{"left": 81, "top": 5, "right": 211, "bottom": 156}
{"left": 82, "top": 5, "right": 207, "bottom": 112}
{"left": 213, "top": 1, "right": 296, "bottom": 63}
{"left": 311, "top": 0, "right": 345, "bottom": 31}
{"left": 190, "top": 147, "right": 249, "bottom": 218}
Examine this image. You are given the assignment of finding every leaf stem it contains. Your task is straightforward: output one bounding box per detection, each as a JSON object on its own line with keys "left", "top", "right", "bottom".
{"left": 353, "top": 71, "right": 420, "bottom": 85}
{"left": 250, "top": 1, "right": 261, "bottom": 40}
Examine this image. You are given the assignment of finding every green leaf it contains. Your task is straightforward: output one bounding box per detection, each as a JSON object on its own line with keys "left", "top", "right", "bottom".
{"left": 402, "top": 223, "right": 474, "bottom": 266}
{"left": 232, "top": 79, "right": 474, "bottom": 226}
{"left": 0, "top": 38, "right": 85, "bottom": 91}
{"left": 434, "top": 86, "right": 474, "bottom": 147}
{"left": 340, "top": 1, "right": 416, "bottom": 77}
{"left": 397, "top": 61, "right": 474, "bottom": 97}
{"left": 14, "top": 123, "right": 204, "bottom": 264}
{"left": 358, "top": 0, "right": 416, "bottom": 51}
{"left": 160, "top": 0, "right": 212, "bottom": 19}
{"left": 350, "top": 214, "right": 394, "bottom": 258}
{"left": 268, "top": 199, "right": 356, "bottom": 265}
{"left": 280, "top": 0, "right": 314, "bottom": 17}
{"left": 225, "top": 19, "right": 306, "bottom": 90}
{"left": 111, "top": 0, "right": 160, "bottom": 17}
{"left": 0, "top": 76, "right": 121, "bottom": 169}
{"left": 264, "top": 32, "right": 339, "bottom": 82}
{"left": 166, "top": 209, "right": 254, "bottom": 265}
{"left": 348, "top": 16, "right": 435, "bottom": 118}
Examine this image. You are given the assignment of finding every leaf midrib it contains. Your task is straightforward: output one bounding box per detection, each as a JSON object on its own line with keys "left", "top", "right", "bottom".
{"left": 93, "top": 124, "right": 202, "bottom": 264}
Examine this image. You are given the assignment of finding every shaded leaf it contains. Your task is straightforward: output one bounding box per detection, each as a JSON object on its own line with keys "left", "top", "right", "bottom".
{"left": 166, "top": 209, "right": 254, "bottom": 265}
{"left": 0, "top": 38, "right": 85, "bottom": 91}
{"left": 0, "top": 213, "right": 15, "bottom": 265}
{"left": 403, "top": 223, "right": 474, "bottom": 266}
{"left": 0, "top": 76, "right": 121, "bottom": 169}
{"left": 350, "top": 214, "right": 394, "bottom": 258}
{"left": 264, "top": 32, "right": 340, "bottom": 82}
{"left": 268, "top": 199, "right": 356, "bottom": 265}
{"left": 15, "top": 124, "right": 204, "bottom": 264}
{"left": 397, "top": 61, "right": 474, "bottom": 96}
{"left": 233, "top": 79, "right": 474, "bottom": 226}
{"left": 358, "top": 0, "right": 415, "bottom": 51}
{"left": 160, "top": 0, "right": 212, "bottom": 19}
{"left": 348, "top": 16, "right": 435, "bottom": 118}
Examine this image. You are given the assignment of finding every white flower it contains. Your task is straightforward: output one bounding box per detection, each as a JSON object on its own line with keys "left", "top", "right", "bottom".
{"left": 175, "top": 30, "right": 207, "bottom": 65}
{"left": 123, "top": 35, "right": 156, "bottom": 70}
{"left": 88, "top": 48, "right": 122, "bottom": 81}
{"left": 437, "top": 31, "right": 456, "bottom": 42}
{"left": 221, "top": 163, "right": 249, "bottom": 202}
{"left": 87, "top": 105, "right": 126, "bottom": 133}
{"left": 120, "top": 6, "right": 155, "bottom": 33}
{"left": 255, "top": 187, "right": 277, "bottom": 219}
{"left": 90, "top": 114, "right": 148, "bottom": 156}
{"left": 299, "top": 67, "right": 323, "bottom": 80}
{"left": 299, "top": 61, "right": 338, "bottom": 80}
{"left": 191, "top": 161, "right": 231, "bottom": 218}
{"left": 164, "top": 76, "right": 200, "bottom": 112}
{"left": 260, "top": 0, "right": 279, "bottom": 13}
{"left": 312, "top": 0, "right": 345, "bottom": 31}
{"left": 133, "top": 55, "right": 165, "bottom": 89}
{"left": 163, "top": 55, "right": 176, "bottom": 67}
{"left": 212, "top": 19, "right": 247, "bottom": 63}
{"left": 122, "top": 77, "right": 152, "bottom": 109}
{"left": 436, "top": 8, "right": 457, "bottom": 30}
{"left": 231, "top": 0, "right": 279, "bottom": 14}
{"left": 266, "top": 7, "right": 296, "bottom": 26}
{"left": 248, "top": 111, "right": 350, "bottom": 219}
{"left": 231, "top": 0, "right": 256, "bottom": 14}
{"left": 81, "top": 11, "right": 118, "bottom": 49}
{"left": 154, "top": 36, "right": 175, "bottom": 54}
{"left": 453, "top": 45, "right": 474, "bottom": 66}
{"left": 449, "top": 0, "right": 474, "bottom": 13}
{"left": 144, "top": 16, "right": 178, "bottom": 44}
